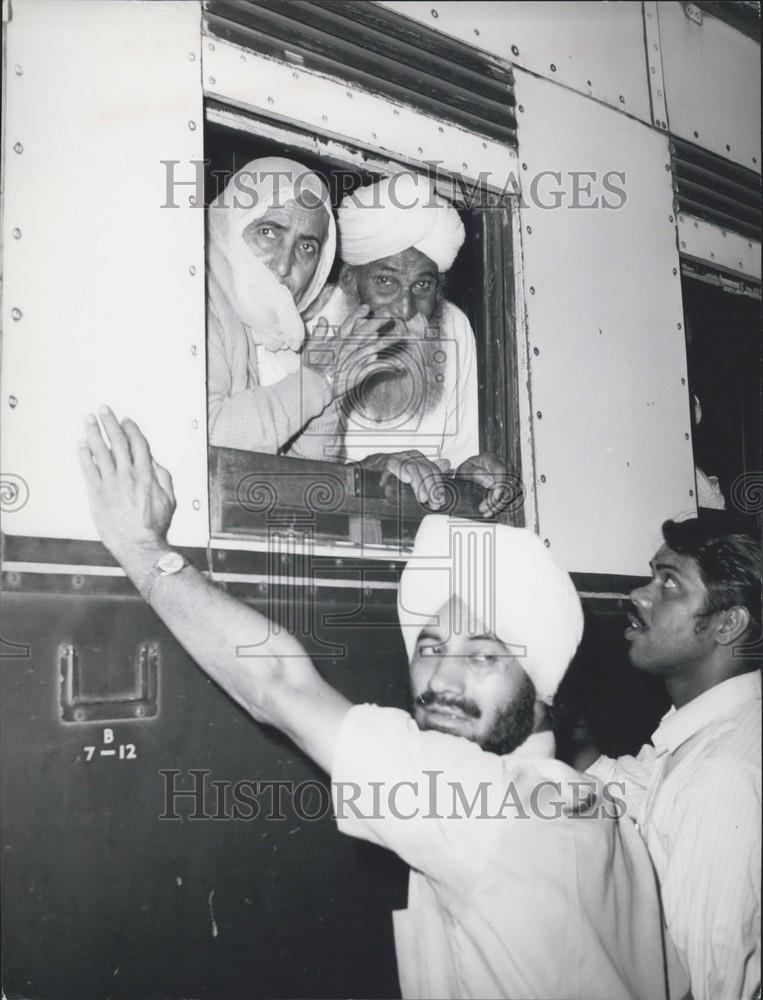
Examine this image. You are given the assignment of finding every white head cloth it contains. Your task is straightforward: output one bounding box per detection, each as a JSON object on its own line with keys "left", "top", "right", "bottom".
{"left": 208, "top": 156, "right": 336, "bottom": 352}
{"left": 398, "top": 516, "right": 584, "bottom": 704}
{"left": 338, "top": 172, "right": 465, "bottom": 272}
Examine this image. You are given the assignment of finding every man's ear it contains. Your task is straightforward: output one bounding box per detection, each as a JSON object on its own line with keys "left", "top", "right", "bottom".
{"left": 714, "top": 606, "right": 751, "bottom": 647}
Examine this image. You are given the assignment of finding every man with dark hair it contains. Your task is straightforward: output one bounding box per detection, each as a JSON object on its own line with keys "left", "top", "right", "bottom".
{"left": 590, "top": 513, "right": 761, "bottom": 1000}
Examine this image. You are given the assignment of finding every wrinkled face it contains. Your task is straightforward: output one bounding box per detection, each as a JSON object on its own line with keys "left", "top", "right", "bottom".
{"left": 626, "top": 545, "right": 715, "bottom": 676}
{"left": 355, "top": 247, "right": 439, "bottom": 323}
{"left": 410, "top": 596, "right": 537, "bottom": 755}
{"left": 243, "top": 197, "right": 328, "bottom": 302}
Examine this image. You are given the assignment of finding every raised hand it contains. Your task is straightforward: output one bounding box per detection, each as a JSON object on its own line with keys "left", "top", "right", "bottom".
{"left": 362, "top": 449, "right": 452, "bottom": 510}
{"left": 78, "top": 405, "right": 176, "bottom": 561}
{"left": 455, "top": 452, "right": 522, "bottom": 519}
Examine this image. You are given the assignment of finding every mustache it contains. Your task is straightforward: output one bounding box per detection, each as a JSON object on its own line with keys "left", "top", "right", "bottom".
{"left": 416, "top": 690, "right": 481, "bottom": 719}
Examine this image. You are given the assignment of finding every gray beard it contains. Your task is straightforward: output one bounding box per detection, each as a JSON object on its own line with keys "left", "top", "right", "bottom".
{"left": 340, "top": 287, "right": 448, "bottom": 425}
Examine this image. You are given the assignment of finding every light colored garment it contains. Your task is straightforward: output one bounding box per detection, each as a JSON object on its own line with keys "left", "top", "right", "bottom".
{"left": 397, "top": 515, "right": 583, "bottom": 704}
{"left": 589, "top": 671, "right": 762, "bottom": 1000}
{"left": 299, "top": 286, "right": 479, "bottom": 466}
{"left": 332, "top": 704, "right": 687, "bottom": 1000}
{"left": 206, "top": 156, "right": 339, "bottom": 455}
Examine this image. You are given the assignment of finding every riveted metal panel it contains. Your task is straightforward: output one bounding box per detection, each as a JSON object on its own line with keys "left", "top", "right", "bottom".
{"left": 657, "top": 0, "right": 761, "bottom": 171}
{"left": 202, "top": 39, "right": 516, "bottom": 185}
{"left": 678, "top": 213, "right": 762, "bottom": 280}
{"left": 514, "top": 69, "right": 696, "bottom": 576}
{"left": 378, "top": 1, "right": 653, "bottom": 123}
{"left": 1, "top": 0, "right": 208, "bottom": 547}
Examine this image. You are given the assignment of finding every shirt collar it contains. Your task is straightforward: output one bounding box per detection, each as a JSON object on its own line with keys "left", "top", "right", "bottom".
{"left": 509, "top": 730, "right": 556, "bottom": 760}
{"left": 652, "top": 670, "right": 761, "bottom": 756}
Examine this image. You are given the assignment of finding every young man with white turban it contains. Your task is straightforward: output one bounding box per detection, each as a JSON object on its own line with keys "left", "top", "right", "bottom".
{"left": 207, "top": 157, "right": 400, "bottom": 457}
{"left": 79, "top": 408, "right": 689, "bottom": 1000}
{"left": 298, "top": 172, "right": 514, "bottom": 518}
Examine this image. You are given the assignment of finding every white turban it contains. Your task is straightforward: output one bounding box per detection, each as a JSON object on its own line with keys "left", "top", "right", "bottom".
{"left": 397, "top": 516, "right": 584, "bottom": 704}
{"left": 208, "top": 156, "right": 336, "bottom": 351}
{"left": 338, "top": 173, "right": 465, "bottom": 273}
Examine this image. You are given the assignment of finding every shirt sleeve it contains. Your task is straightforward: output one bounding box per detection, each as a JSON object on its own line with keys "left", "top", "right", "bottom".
{"left": 207, "top": 299, "right": 332, "bottom": 453}
{"left": 587, "top": 747, "right": 659, "bottom": 822}
{"left": 659, "top": 761, "right": 761, "bottom": 1000}
{"left": 330, "top": 703, "right": 578, "bottom": 889}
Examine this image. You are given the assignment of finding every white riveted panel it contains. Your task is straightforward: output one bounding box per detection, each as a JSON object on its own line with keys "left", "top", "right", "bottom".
{"left": 657, "top": 1, "right": 761, "bottom": 171}
{"left": 202, "top": 40, "right": 516, "bottom": 187}
{"left": 378, "top": 1, "right": 652, "bottom": 123}
{"left": 678, "top": 214, "right": 762, "bottom": 281}
{"left": 2, "top": 0, "right": 207, "bottom": 547}
{"left": 514, "top": 69, "right": 695, "bottom": 576}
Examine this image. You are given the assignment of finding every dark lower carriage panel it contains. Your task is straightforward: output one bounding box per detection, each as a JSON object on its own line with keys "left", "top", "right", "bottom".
{"left": 1, "top": 586, "right": 409, "bottom": 1000}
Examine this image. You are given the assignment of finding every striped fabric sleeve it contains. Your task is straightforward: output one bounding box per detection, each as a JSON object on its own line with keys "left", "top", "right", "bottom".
{"left": 660, "top": 762, "right": 761, "bottom": 1000}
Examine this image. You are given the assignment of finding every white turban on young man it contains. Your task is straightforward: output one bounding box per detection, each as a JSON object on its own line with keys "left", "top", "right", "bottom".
{"left": 338, "top": 172, "right": 465, "bottom": 272}
{"left": 398, "top": 515, "right": 584, "bottom": 704}
{"left": 208, "top": 156, "right": 336, "bottom": 352}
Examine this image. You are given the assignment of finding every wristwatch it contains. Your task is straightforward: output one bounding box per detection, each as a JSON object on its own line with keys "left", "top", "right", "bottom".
{"left": 141, "top": 550, "right": 189, "bottom": 604}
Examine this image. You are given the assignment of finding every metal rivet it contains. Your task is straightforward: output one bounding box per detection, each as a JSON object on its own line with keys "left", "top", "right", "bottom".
{"left": 189, "top": 265, "right": 197, "bottom": 276}
{"left": 418, "top": 146, "right": 423, "bottom": 154}
{"left": 188, "top": 52, "right": 196, "bottom": 61}
{"left": 438, "top": 125, "right": 444, "bottom": 132}
{"left": 753, "top": 157, "right": 758, "bottom": 165}
{"left": 511, "top": 45, "right": 519, "bottom": 56}
{"left": 267, "top": 96, "right": 274, "bottom": 104}
{"left": 693, "top": 130, "right": 699, "bottom": 138}
{"left": 526, "top": 225, "right": 532, "bottom": 234}
{"left": 689, "top": 489, "right": 694, "bottom": 497}
{"left": 681, "top": 377, "right": 686, "bottom": 385}
{"left": 677, "top": 323, "right": 682, "bottom": 330}
{"left": 12, "top": 228, "right": 21, "bottom": 239}
{"left": 518, "top": 104, "right": 524, "bottom": 113}
{"left": 710, "top": 251, "right": 715, "bottom": 258}
{"left": 393, "top": 109, "right": 400, "bottom": 117}
{"left": 191, "top": 345, "right": 198, "bottom": 356}
{"left": 431, "top": 8, "right": 438, "bottom": 17}
{"left": 482, "top": 142, "right": 487, "bottom": 149}
{"left": 474, "top": 27, "right": 480, "bottom": 36}
{"left": 321, "top": 114, "right": 328, "bottom": 122}
{"left": 685, "top": 433, "right": 690, "bottom": 440}
{"left": 188, "top": 121, "right": 196, "bottom": 131}
{"left": 192, "top": 419, "right": 199, "bottom": 430}
{"left": 586, "top": 79, "right": 592, "bottom": 87}
{"left": 11, "top": 308, "right": 22, "bottom": 321}
{"left": 209, "top": 77, "right": 216, "bottom": 86}
{"left": 657, "top": 89, "right": 663, "bottom": 97}
{"left": 135, "top": 706, "right": 146, "bottom": 718}
{"left": 536, "top": 411, "right": 542, "bottom": 419}
{"left": 192, "top": 499, "right": 201, "bottom": 511}
{"left": 258, "top": 581, "right": 267, "bottom": 593}
{"left": 672, "top": 268, "right": 677, "bottom": 275}
{"left": 9, "top": 396, "right": 18, "bottom": 408}
{"left": 694, "top": 221, "right": 699, "bottom": 228}
{"left": 544, "top": 539, "right": 551, "bottom": 548}
{"left": 533, "top": 347, "right": 540, "bottom": 356}
{"left": 521, "top": 162, "right": 528, "bottom": 171}
{"left": 462, "top": 162, "right": 468, "bottom": 170}
{"left": 13, "top": 142, "right": 23, "bottom": 154}
{"left": 15, "top": 65, "right": 23, "bottom": 76}
{"left": 540, "top": 474, "right": 547, "bottom": 483}
{"left": 550, "top": 63, "right": 556, "bottom": 72}
{"left": 74, "top": 709, "right": 86, "bottom": 722}
{"left": 669, "top": 215, "right": 673, "bottom": 223}
{"left": 619, "top": 95, "right": 625, "bottom": 104}
{"left": 189, "top": 196, "right": 197, "bottom": 207}
{"left": 346, "top": 91, "right": 352, "bottom": 99}
{"left": 726, "top": 144, "right": 731, "bottom": 152}
{"left": 651, "top": 65, "right": 655, "bottom": 74}
{"left": 529, "top": 286, "right": 535, "bottom": 295}
{"left": 208, "top": 42, "right": 215, "bottom": 51}
{"left": 665, "top": 164, "right": 670, "bottom": 171}
{"left": 738, "top": 261, "right": 744, "bottom": 268}
{"left": 681, "top": 241, "right": 686, "bottom": 248}
{"left": 372, "top": 132, "right": 377, "bottom": 139}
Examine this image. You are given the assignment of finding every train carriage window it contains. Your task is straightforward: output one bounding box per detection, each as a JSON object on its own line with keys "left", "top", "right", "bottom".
{"left": 681, "top": 268, "right": 761, "bottom": 513}
{"left": 204, "top": 108, "right": 521, "bottom": 548}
